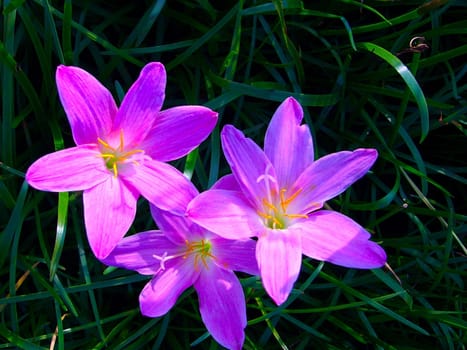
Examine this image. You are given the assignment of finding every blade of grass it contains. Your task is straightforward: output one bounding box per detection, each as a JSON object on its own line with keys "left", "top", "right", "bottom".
{"left": 1, "top": 5, "right": 16, "bottom": 165}
{"left": 357, "top": 42, "right": 429, "bottom": 142}
{"left": 0, "top": 180, "right": 28, "bottom": 270}
{"left": 166, "top": 3, "right": 239, "bottom": 70}
{"left": 74, "top": 205, "right": 105, "bottom": 341}
{"left": 49, "top": 192, "right": 69, "bottom": 279}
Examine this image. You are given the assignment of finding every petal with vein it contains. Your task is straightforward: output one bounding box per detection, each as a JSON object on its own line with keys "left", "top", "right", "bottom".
{"left": 83, "top": 177, "right": 139, "bottom": 259}
{"left": 140, "top": 259, "right": 198, "bottom": 317}
{"left": 26, "top": 145, "right": 109, "bottom": 192}
{"left": 194, "top": 267, "right": 246, "bottom": 350}
{"left": 187, "top": 189, "right": 263, "bottom": 240}
{"left": 102, "top": 230, "right": 182, "bottom": 275}
{"left": 124, "top": 159, "right": 198, "bottom": 214}
{"left": 150, "top": 204, "right": 200, "bottom": 245}
{"left": 290, "top": 149, "right": 378, "bottom": 213}
{"left": 221, "top": 125, "right": 278, "bottom": 209}
{"left": 212, "top": 237, "right": 259, "bottom": 275}
{"left": 300, "top": 210, "right": 387, "bottom": 268}
{"left": 141, "top": 106, "right": 218, "bottom": 161}
{"left": 211, "top": 174, "right": 241, "bottom": 191}
{"left": 114, "top": 62, "right": 166, "bottom": 146}
{"left": 256, "top": 229, "right": 302, "bottom": 305}
{"left": 56, "top": 65, "right": 116, "bottom": 145}
{"left": 264, "top": 97, "right": 314, "bottom": 188}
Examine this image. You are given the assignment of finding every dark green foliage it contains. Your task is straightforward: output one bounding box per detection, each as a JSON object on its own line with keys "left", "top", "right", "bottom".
{"left": 1, "top": 0, "right": 466, "bottom": 349}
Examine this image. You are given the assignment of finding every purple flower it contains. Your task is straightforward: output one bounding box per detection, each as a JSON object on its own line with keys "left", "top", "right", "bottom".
{"left": 187, "top": 97, "right": 387, "bottom": 305}
{"left": 102, "top": 179, "right": 258, "bottom": 350}
{"left": 26, "top": 62, "right": 218, "bottom": 259}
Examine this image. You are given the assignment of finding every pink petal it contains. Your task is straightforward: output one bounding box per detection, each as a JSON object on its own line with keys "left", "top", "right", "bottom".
{"left": 150, "top": 204, "right": 202, "bottom": 245}
{"left": 56, "top": 65, "right": 116, "bottom": 145}
{"left": 187, "top": 189, "right": 264, "bottom": 240}
{"left": 123, "top": 158, "right": 198, "bottom": 214}
{"left": 26, "top": 145, "right": 109, "bottom": 192}
{"left": 114, "top": 62, "right": 166, "bottom": 147}
{"left": 102, "top": 230, "right": 182, "bottom": 275}
{"left": 141, "top": 106, "right": 218, "bottom": 161}
{"left": 299, "top": 210, "right": 386, "bottom": 268}
{"left": 83, "top": 177, "right": 139, "bottom": 259}
{"left": 139, "top": 259, "right": 199, "bottom": 317}
{"left": 221, "top": 125, "right": 278, "bottom": 209}
{"left": 256, "top": 229, "right": 302, "bottom": 305}
{"left": 211, "top": 174, "right": 241, "bottom": 191}
{"left": 194, "top": 266, "right": 246, "bottom": 350}
{"left": 212, "top": 237, "right": 259, "bottom": 275}
{"left": 264, "top": 97, "right": 314, "bottom": 188}
{"left": 290, "top": 149, "right": 378, "bottom": 214}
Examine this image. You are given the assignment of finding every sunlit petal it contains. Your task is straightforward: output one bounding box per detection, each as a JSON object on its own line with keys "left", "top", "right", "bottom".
{"left": 26, "top": 145, "right": 108, "bottom": 192}
{"left": 195, "top": 267, "right": 246, "bottom": 350}
{"left": 150, "top": 203, "right": 202, "bottom": 245}
{"left": 141, "top": 106, "right": 218, "bottom": 161}
{"left": 140, "top": 259, "right": 199, "bottom": 317}
{"left": 256, "top": 229, "right": 302, "bottom": 305}
{"left": 187, "top": 189, "right": 264, "bottom": 240}
{"left": 300, "top": 210, "right": 387, "bottom": 268}
{"left": 124, "top": 158, "right": 198, "bottom": 213}
{"left": 221, "top": 125, "right": 278, "bottom": 209}
{"left": 264, "top": 97, "right": 314, "bottom": 188}
{"left": 83, "top": 177, "right": 139, "bottom": 259}
{"left": 290, "top": 149, "right": 378, "bottom": 213}
{"left": 102, "top": 230, "right": 183, "bottom": 275}
{"left": 114, "top": 62, "right": 166, "bottom": 146}
{"left": 212, "top": 237, "right": 259, "bottom": 275}
{"left": 56, "top": 65, "right": 116, "bottom": 145}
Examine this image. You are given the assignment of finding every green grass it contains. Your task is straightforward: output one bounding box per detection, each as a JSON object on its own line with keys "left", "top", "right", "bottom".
{"left": 1, "top": 0, "right": 466, "bottom": 349}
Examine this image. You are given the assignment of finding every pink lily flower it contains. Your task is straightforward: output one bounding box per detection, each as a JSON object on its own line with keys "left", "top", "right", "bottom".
{"left": 26, "top": 62, "right": 218, "bottom": 259}
{"left": 102, "top": 179, "right": 258, "bottom": 350}
{"left": 187, "top": 97, "right": 387, "bottom": 305}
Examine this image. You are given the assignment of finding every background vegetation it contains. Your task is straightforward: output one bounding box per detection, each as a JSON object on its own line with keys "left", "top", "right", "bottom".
{"left": 1, "top": 0, "right": 466, "bottom": 349}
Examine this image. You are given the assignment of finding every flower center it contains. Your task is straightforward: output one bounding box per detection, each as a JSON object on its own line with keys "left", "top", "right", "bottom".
{"left": 256, "top": 164, "right": 308, "bottom": 229}
{"left": 97, "top": 130, "right": 144, "bottom": 177}
{"left": 185, "top": 239, "right": 214, "bottom": 270}
{"left": 258, "top": 188, "right": 308, "bottom": 229}
{"left": 152, "top": 239, "right": 214, "bottom": 273}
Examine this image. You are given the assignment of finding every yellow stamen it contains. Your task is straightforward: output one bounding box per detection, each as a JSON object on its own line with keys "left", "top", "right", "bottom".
{"left": 285, "top": 213, "right": 308, "bottom": 219}
{"left": 258, "top": 187, "right": 308, "bottom": 229}
{"left": 184, "top": 239, "right": 215, "bottom": 271}
{"left": 118, "top": 131, "right": 124, "bottom": 152}
{"left": 280, "top": 188, "right": 302, "bottom": 212}
{"left": 262, "top": 198, "right": 279, "bottom": 215}
{"left": 97, "top": 130, "right": 143, "bottom": 177}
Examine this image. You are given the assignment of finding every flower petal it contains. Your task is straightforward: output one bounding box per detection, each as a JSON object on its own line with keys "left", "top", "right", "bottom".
{"left": 141, "top": 106, "right": 218, "bottom": 161}
{"left": 102, "top": 230, "right": 182, "bottom": 275}
{"left": 194, "top": 266, "right": 246, "bottom": 350}
{"left": 146, "top": 170, "right": 198, "bottom": 245}
{"left": 212, "top": 237, "right": 259, "bottom": 275}
{"left": 124, "top": 158, "right": 198, "bottom": 214}
{"left": 264, "top": 97, "right": 314, "bottom": 188}
{"left": 26, "top": 145, "right": 109, "bottom": 192}
{"left": 290, "top": 149, "right": 378, "bottom": 213}
{"left": 299, "top": 210, "right": 387, "bottom": 268}
{"left": 139, "top": 259, "right": 199, "bottom": 317}
{"left": 221, "top": 125, "right": 278, "bottom": 209}
{"left": 256, "top": 229, "right": 302, "bottom": 305}
{"left": 150, "top": 204, "right": 202, "bottom": 245}
{"left": 83, "top": 177, "right": 139, "bottom": 259}
{"left": 114, "top": 62, "right": 166, "bottom": 146}
{"left": 187, "top": 189, "right": 264, "bottom": 240}
{"left": 211, "top": 174, "right": 241, "bottom": 191}
{"left": 56, "top": 65, "right": 116, "bottom": 145}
